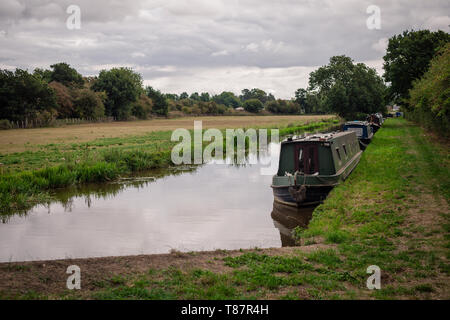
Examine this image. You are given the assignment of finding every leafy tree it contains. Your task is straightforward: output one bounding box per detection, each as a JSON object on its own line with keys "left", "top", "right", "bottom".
{"left": 243, "top": 99, "right": 263, "bottom": 113}
{"left": 146, "top": 86, "right": 168, "bottom": 116}
{"left": 200, "top": 92, "right": 210, "bottom": 102}
{"left": 383, "top": 30, "right": 450, "bottom": 107}
{"left": 33, "top": 68, "right": 52, "bottom": 83}
{"left": 305, "top": 92, "right": 327, "bottom": 114}
{"left": 164, "top": 93, "right": 179, "bottom": 101}
{"left": 0, "top": 69, "right": 57, "bottom": 121}
{"left": 179, "top": 92, "right": 189, "bottom": 99}
{"left": 266, "top": 100, "right": 280, "bottom": 113}
{"left": 189, "top": 92, "right": 200, "bottom": 101}
{"left": 240, "top": 88, "right": 274, "bottom": 104}
{"left": 92, "top": 67, "right": 143, "bottom": 120}
{"left": 49, "top": 63, "right": 84, "bottom": 87}
{"left": 212, "top": 91, "right": 241, "bottom": 108}
{"left": 308, "top": 55, "right": 386, "bottom": 119}
{"left": 266, "top": 99, "right": 301, "bottom": 114}
{"left": 48, "top": 81, "right": 75, "bottom": 118}
{"left": 72, "top": 89, "right": 105, "bottom": 119}
{"left": 408, "top": 43, "right": 450, "bottom": 135}
{"left": 294, "top": 88, "right": 312, "bottom": 113}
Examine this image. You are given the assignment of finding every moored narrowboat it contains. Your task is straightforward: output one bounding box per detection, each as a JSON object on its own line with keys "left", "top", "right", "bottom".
{"left": 367, "top": 113, "right": 383, "bottom": 133}
{"left": 342, "top": 120, "right": 374, "bottom": 150}
{"left": 271, "top": 131, "right": 362, "bottom": 207}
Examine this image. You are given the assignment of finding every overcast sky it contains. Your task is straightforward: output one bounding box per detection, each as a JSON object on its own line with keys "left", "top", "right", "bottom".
{"left": 0, "top": 0, "right": 449, "bottom": 98}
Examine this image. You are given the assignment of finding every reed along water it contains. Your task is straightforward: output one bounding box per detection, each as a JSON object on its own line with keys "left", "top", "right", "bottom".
{"left": 0, "top": 143, "right": 317, "bottom": 262}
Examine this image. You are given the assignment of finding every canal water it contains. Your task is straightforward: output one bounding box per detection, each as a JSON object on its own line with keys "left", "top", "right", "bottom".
{"left": 0, "top": 143, "right": 317, "bottom": 262}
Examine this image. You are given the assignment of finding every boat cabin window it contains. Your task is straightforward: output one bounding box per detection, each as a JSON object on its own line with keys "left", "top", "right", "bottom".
{"left": 336, "top": 147, "right": 341, "bottom": 161}
{"left": 298, "top": 148, "right": 304, "bottom": 172}
{"left": 342, "top": 144, "right": 347, "bottom": 157}
{"left": 295, "top": 144, "right": 318, "bottom": 174}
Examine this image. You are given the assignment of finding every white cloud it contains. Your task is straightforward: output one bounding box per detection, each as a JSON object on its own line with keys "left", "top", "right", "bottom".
{"left": 422, "top": 16, "right": 450, "bottom": 31}
{"left": 372, "top": 38, "right": 388, "bottom": 53}
{"left": 211, "top": 50, "right": 229, "bottom": 57}
{"left": 131, "top": 52, "right": 146, "bottom": 58}
{"left": 144, "top": 65, "right": 316, "bottom": 99}
{"left": 0, "top": 0, "right": 449, "bottom": 98}
{"left": 244, "top": 43, "right": 259, "bottom": 53}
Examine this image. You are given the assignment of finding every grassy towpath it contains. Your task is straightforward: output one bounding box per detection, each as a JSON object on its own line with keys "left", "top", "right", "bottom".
{"left": 0, "top": 118, "right": 448, "bottom": 299}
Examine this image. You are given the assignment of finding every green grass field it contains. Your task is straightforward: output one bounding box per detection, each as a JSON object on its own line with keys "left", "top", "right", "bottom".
{"left": 85, "top": 119, "right": 449, "bottom": 300}
{"left": 1, "top": 118, "right": 447, "bottom": 299}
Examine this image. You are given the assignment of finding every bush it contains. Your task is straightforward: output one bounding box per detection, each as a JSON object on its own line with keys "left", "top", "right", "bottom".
{"left": 132, "top": 94, "right": 153, "bottom": 119}
{"left": 49, "top": 81, "right": 75, "bottom": 118}
{"left": 0, "top": 119, "right": 12, "bottom": 130}
{"left": 266, "top": 100, "right": 280, "bottom": 113}
{"left": 146, "top": 86, "right": 168, "bottom": 116}
{"left": 72, "top": 89, "right": 105, "bottom": 119}
{"left": 408, "top": 43, "right": 450, "bottom": 135}
{"left": 243, "top": 99, "right": 263, "bottom": 113}
{"left": 35, "top": 110, "right": 58, "bottom": 126}
{"left": 181, "top": 106, "right": 191, "bottom": 114}
{"left": 265, "top": 100, "right": 301, "bottom": 114}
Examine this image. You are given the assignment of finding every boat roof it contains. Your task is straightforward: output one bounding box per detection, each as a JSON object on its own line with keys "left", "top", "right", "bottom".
{"left": 282, "top": 131, "right": 354, "bottom": 144}
{"left": 344, "top": 120, "right": 369, "bottom": 126}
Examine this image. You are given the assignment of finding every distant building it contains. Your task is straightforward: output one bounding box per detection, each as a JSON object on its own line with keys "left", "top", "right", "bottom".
{"left": 235, "top": 107, "right": 245, "bottom": 111}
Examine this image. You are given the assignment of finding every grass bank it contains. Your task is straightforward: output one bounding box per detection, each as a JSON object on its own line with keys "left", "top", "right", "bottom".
{"left": 1, "top": 118, "right": 448, "bottom": 299}
{"left": 0, "top": 117, "right": 339, "bottom": 216}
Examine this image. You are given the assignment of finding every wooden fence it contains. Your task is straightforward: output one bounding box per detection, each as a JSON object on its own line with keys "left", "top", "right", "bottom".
{"left": 8, "top": 116, "right": 115, "bottom": 129}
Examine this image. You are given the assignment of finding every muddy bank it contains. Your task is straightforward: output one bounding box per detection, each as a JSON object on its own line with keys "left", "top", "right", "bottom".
{"left": 0, "top": 245, "right": 330, "bottom": 298}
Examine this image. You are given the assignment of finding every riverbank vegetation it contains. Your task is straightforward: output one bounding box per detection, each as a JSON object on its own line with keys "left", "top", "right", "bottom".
{"left": 0, "top": 117, "right": 339, "bottom": 216}
{"left": 1, "top": 118, "right": 448, "bottom": 299}
{"left": 407, "top": 43, "right": 450, "bottom": 135}
{"left": 383, "top": 30, "right": 449, "bottom": 136}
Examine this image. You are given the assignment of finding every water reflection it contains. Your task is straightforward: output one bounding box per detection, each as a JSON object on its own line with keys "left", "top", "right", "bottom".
{"left": 271, "top": 201, "right": 316, "bottom": 246}
{"left": 0, "top": 125, "right": 339, "bottom": 262}
{"left": 0, "top": 146, "right": 283, "bottom": 262}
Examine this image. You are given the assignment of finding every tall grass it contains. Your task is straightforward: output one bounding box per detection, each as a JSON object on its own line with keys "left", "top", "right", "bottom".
{"left": 0, "top": 118, "right": 340, "bottom": 216}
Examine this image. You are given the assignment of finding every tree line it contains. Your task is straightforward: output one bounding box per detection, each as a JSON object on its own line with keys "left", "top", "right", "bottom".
{"left": 0, "top": 63, "right": 308, "bottom": 128}
{"left": 383, "top": 30, "right": 449, "bottom": 135}
{"left": 0, "top": 28, "right": 448, "bottom": 131}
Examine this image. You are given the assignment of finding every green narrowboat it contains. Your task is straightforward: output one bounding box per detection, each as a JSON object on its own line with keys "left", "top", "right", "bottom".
{"left": 271, "top": 131, "right": 362, "bottom": 207}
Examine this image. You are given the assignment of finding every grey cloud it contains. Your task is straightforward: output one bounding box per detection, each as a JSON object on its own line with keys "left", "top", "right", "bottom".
{"left": 0, "top": 0, "right": 449, "bottom": 98}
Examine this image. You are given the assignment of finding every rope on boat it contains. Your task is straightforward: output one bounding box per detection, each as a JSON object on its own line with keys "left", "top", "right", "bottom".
{"left": 288, "top": 170, "right": 307, "bottom": 203}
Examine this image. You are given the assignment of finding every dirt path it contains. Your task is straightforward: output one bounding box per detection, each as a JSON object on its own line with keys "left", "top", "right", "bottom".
{"left": 0, "top": 246, "right": 331, "bottom": 299}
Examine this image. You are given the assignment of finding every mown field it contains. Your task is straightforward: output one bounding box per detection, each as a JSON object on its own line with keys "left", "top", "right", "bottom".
{"left": 0, "top": 115, "right": 338, "bottom": 215}
{"left": 0, "top": 115, "right": 334, "bottom": 154}
{"left": 0, "top": 118, "right": 448, "bottom": 299}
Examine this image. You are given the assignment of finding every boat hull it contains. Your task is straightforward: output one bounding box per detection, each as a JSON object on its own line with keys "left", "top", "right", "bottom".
{"left": 271, "top": 149, "right": 362, "bottom": 206}
{"left": 370, "top": 123, "right": 380, "bottom": 133}
{"left": 358, "top": 137, "right": 372, "bottom": 150}
{"left": 272, "top": 185, "right": 333, "bottom": 207}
